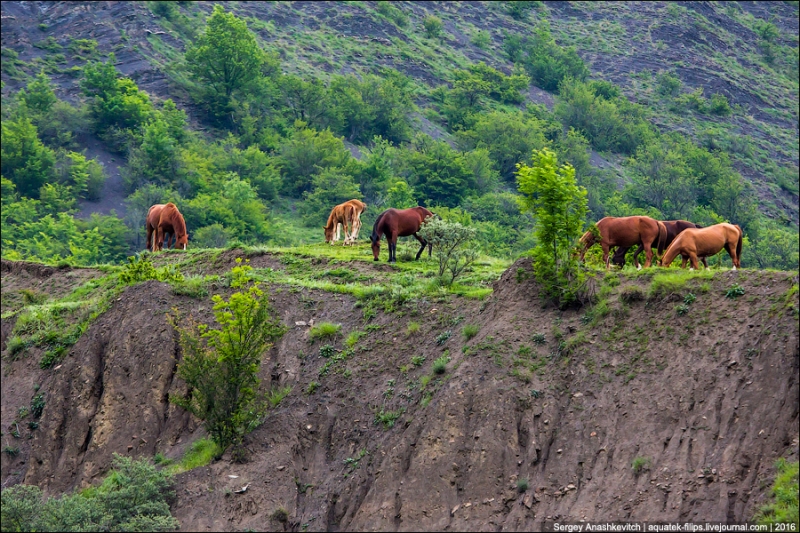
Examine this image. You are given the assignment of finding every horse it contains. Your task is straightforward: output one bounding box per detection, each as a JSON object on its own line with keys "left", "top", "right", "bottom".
{"left": 659, "top": 223, "right": 742, "bottom": 270}
{"left": 578, "top": 216, "right": 667, "bottom": 269}
{"left": 157, "top": 202, "right": 189, "bottom": 251}
{"left": 612, "top": 220, "right": 707, "bottom": 269}
{"left": 370, "top": 206, "right": 434, "bottom": 263}
{"left": 324, "top": 199, "right": 367, "bottom": 245}
{"left": 145, "top": 204, "right": 166, "bottom": 252}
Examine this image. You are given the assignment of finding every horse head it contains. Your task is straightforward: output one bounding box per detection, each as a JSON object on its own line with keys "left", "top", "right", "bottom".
{"left": 324, "top": 225, "right": 335, "bottom": 244}
{"left": 176, "top": 233, "right": 188, "bottom": 251}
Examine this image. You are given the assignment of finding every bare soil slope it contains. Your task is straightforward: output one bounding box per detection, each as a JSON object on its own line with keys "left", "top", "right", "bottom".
{"left": 1, "top": 253, "right": 798, "bottom": 530}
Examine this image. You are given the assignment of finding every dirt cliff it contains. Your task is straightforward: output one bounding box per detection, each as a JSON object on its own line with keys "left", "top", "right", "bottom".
{"left": 1, "top": 254, "right": 798, "bottom": 531}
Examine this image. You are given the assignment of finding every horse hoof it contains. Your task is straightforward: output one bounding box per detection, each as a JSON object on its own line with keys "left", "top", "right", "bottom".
{"left": 732, "top": 266, "right": 737, "bottom": 271}
{"left": 636, "top": 265, "right": 642, "bottom": 271}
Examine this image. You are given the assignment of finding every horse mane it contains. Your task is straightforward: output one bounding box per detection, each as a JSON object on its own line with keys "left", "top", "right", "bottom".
{"left": 324, "top": 206, "right": 339, "bottom": 230}
{"left": 371, "top": 211, "right": 386, "bottom": 240}
{"left": 165, "top": 203, "right": 187, "bottom": 236}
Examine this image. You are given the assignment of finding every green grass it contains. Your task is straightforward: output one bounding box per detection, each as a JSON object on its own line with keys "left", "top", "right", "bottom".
{"left": 462, "top": 324, "right": 479, "bottom": 341}
{"left": 432, "top": 354, "right": 450, "bottom": 375}
{"left": 755, "top": 459, "right": 799, "bottom": 528}
{"left": 267, "top": 385, "right": 293, "bottom": 408}
{"left": 648, "top": 270, "right": 715, "bottom": 299}
{"left": 309, "top": 322, "right": 342, "bottom": 340}
{"left": 374, "top": 407, "right": 404, "bottom": 429}
{"left": 345, "top": 330, "right": 366, "bottom": 348}
{"left": 632, "top": 456, "right": 650, "bottom": 474}
{"left": 164, "top": 438, "right": 221, "bottom": 475}
{"left": 407, "top": 321, "right": 421, "bottom": 335}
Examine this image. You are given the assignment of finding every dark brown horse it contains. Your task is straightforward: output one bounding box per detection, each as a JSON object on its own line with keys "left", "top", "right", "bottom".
{"left": 660, "top": 223, "right": 742, "bottom": 270}
{"left": 157, "top": 202, "right": 189, "bottom": 251}
{"left": 370, "top": 207, "right": 434, "bottom": 263}
{"left": 579, "top": 216, "right": 667, "bottom": 269}
{"left": 612, "top": 220, "right": 707, "bottom": 268}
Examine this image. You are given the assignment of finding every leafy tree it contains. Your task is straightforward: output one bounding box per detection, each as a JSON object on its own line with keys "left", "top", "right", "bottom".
{"left": 17, "top": 70, "right": 57, "bottom": 114}
{"left": 418, "top": 217, "right": 479, "bottom": 286}
{"left": 280, "top": 74, "right": 335, "bottom": 131}
{"left": 405, "top": 135, "right": 473, "bottom": 207}
{"left": 502, "top": 31, "right": 524, "bottom": 63}
{"left": 521, "top": 21, "right": 589, "bottom": 92}
{"left": 185, "top": 5, "right": 267, "bottom": 124}
{"left": 385, "top": 179, "right": 417, "bottom": 209}
{"left": 193, "top": 223, "right": 232, "bottom": 248}
{"left": 301, "top": 168, "right": 363, "bottom": 226}
{"left": 278, "top": 124, "right": 353, "bottom": 197}
{"left": 1, "top": 115, "right": 56, "bottom": 198}
{"left": 458, "top": 111, "right": 547, "bottom": 182}
{"left": 625, "top": 137, "right": 698, "bottom": 219}
{"left": 517, "top": 148, "right": 589, "bottom": 307}
{"left": 170, "top": 266, "right": 286, "bottom": 452}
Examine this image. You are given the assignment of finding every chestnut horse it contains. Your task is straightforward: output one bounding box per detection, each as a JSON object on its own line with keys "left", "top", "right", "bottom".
{"left": 579, "top": 216, "right": 667, "bottom": 269}
{"left": 157, "top": 202, "right": 189, "bottom": 251}
{"left": 370, "top": 207, "right": 434, "bottom": 263}
{"left": 145, "top": 204, "right": 166, "bottom": 252}
{"left": 324, "top": 199, "right": 367, "bottom": 245}
{"left": 660, "top": 223, "right": 742, "bottom": 270}
{"left": 612, "top": 220, "right": 707, "bottom": 268}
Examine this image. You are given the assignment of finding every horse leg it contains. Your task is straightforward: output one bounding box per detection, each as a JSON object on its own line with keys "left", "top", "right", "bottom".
{"left": 634, "top": 244, "right": 644, "bottom": 267}
{"left": 643, "top": 240, "right": 654, "bottom": 268}
{"left": 602, "top": 244, "right": 611, "bottom": 270}
{"left": 688, "top": 253, "right": 700, "bottom": 270}
{"left": 413, "top": 233, "right": 427, "bottom": 260}
{"left": 726, "top": 242, "right": 738, "bottom": 270}
{"left": 390, "top": 236, "right": 398, "bottom": 263}
{"left": 680, "top": 255, "right": 688, "bottom": 269}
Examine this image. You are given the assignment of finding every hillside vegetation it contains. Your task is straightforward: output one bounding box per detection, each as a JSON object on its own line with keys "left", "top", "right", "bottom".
{"left": 1, "top": 1, "right": 798, "bottom": 270}
{"left": 1, "top": 2, "right": 799, "bottom": 531}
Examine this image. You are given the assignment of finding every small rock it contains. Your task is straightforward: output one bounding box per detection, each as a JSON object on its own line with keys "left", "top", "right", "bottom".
{"left": 451, "top": 504, "right": 460, "bottom": 516}
{"left": 590, "top": 432, "right": 597, "bottom": 437}
{"left": 573, "top": 392, "right": 583, "bottom": 398}
{"left": 127, "top": 445, "right": 133, "bottom": 451}
{"left": 557, "top": 449, "right": 563, "bottom": 454}
{"left": 295, "top": 321, "right": 307, "bottom": 327}
{"left": 544, "top": 420, "right": 549, "bottom": 425}
{"left": 483, "top": 498, "right": 494, "bottom": 504}
{"left": 567, "top": 484, "right": 576, "bottom": 490}
{"left": 229, "top": 475, "right": 239, "bottom": 478}
{"left": 277, "top": 466, "right": 285, "bottom": 471}
{"left": 464, "top": 502, "right": 471, "bottom": 508}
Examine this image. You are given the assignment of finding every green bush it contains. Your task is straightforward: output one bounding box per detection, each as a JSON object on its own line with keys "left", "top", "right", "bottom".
{"left": 725, "top": 284, "right": 745, "bottom": 299}
{"left": 656, "top": 71, "right": 681, "bottom": 96}
{"left": 1, "top": 455, "right": 178, "bottom": 532}
{"left": 462, "top": 324, "right": 479, "bottom": 341}
{"left": 432, "top": 354, "right": 451, "bottom": 375}
{"left": 632, "top": 456, "right": 650, "bottom": 474}
{"left": 418, "top": 217, "right": 479, "bottom": 286}
{"left": 709, "top": 93, "right": 732, "bottom": 116}
{"left": 423, "top": 15, "right": 443, "bottom": 39}
{"left": 169, "top": 277, "right": 286, "bottom": 452}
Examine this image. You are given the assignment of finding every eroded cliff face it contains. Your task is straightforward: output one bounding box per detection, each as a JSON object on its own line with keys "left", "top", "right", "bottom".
{"left": 2, "top": 255, "right": 797, "bottom": 531}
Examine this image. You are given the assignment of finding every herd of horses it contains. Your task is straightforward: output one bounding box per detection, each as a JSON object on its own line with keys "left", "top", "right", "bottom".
{"left": 143, "top": 200, "right": 742, "bottom": 270}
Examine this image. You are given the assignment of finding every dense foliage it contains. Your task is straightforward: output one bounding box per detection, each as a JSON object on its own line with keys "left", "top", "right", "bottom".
{"left": 0, "top": 455, "right": 178, "bottom": 532}
{"left": 0, "top": 4, "right": 796, "bottom": 270}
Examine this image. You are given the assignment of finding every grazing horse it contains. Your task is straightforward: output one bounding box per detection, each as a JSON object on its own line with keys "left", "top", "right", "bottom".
{"left": 370, "top": 207, "right": 434, "bottom": 263}
{"left": 660, "top": 223, "right": 742, "bottom": 270}
{"left": 145, "top": 204, "right": 166, "bottom": 252}
{"left": 579, "top": 216, "right": 667, "bottom": 269}
{"left": 612, "top": 220, "right": 707, "bottom": 268}
{"left": 324, "top": 199, "right": 367, "bottom": 245}
{"left": 157, "top": 202, "right": 189, "bottom": 251}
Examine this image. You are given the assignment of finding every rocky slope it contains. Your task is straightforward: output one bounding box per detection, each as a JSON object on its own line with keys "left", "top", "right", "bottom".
{"left": 2, "top": 253, "right": 798, "bottom": 530}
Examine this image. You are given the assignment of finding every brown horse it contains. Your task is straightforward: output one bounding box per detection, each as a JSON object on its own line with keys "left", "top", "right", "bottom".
{"left": 370, "top": 206, "right": 434, "bottom": 263}
{"left": 324, "top": 199, "right": 367, "bottom": 245}
{"left": 579, "top": 216, "right": 667, "bottom": 269}
{"left": 145, "top": 204, "right": 166, "bottom": 252}
{"left": 612, "top": 220, "right": 707, "bottom": 268}
{"left": 157, "top": 202, "right": 189, "bottom": 251}
{"left": 660, "top": 223, "right": 742, "bottom": 270}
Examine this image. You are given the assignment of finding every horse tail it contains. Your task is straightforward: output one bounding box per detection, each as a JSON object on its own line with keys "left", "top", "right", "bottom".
{"left": 735, "top": 224, "right": 743, "bottom": 261}
{"left": 657, "top": 221, "right": 667, "bottom": 255}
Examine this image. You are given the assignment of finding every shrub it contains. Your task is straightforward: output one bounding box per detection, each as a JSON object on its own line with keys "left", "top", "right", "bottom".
{"left": 267, "top": 385, "right": 292, "bottom": 408}
{"left": 418, "top": 218, "right": 479, "bottom": 286}
{"left": 407, "top": 321, "right": 420, "bottom": 335}
{"left": 656, "top": 71, "right": 681, "bottom": 96}
{"left": 676, "top": 304, "right": 690, "bottom": 316}
{"left": 30, "top": 392, "right": 45, "bottom": 418}
{"left": 462, "top": 324, "right": 479, "bottom": 341}
{"left": 1, "top": 455, "right": 178, "bottom": 532}
{"left": 632, "top": 456, "right": 650, "bottom": 474}
{"left": 471, "top": 30, "right": 491, "bottom": 49}
{"left": 310, "top": 322, "right": 341, "bottom": 340}
{"left": 319, "top": 344, "right": 336, "bottom": 358}
{"left": 436, "top": 330, "right": 452, "bottom": 345}
{"left": 709, "top": 93, "right": 732, "bottom": 116}
{"left": 433, "top": 354, "right": 451, "bottom": 375}
{"left": 725, "top": 284, "right": 745, "bottom": 299}
{"left": 411, "top": 355, "right": 426, "bottom": 367}
{"left": 532, "top": 332, "right": 546, "bottom": 345}
{"left": 271, "top": 507, "right": 290, "bottom": 523}
{"left": 374, "top": 407, "right": 404, "bottom": 428}
{"left": 517, "top": 478, "right": 529, "bottom": 493}
{"left": 306, "top": 381, "right": 319, "bottom": 395}
{"left": 683, "top": 293, "right": 696, "bottom": 305}
{"left": 423, "top": 15, "right": 443, "bottom": 39}
{"left": 169, "top": 278, "right": 286, "bottom": 452}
